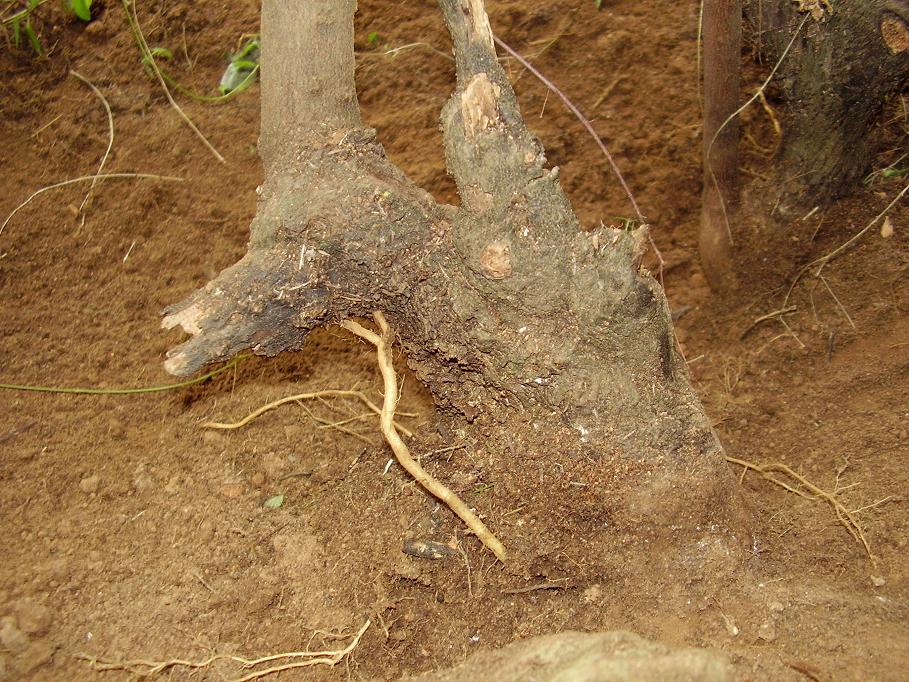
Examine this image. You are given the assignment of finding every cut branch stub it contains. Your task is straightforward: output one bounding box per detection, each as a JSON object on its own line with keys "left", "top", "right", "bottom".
{"left": 162, "top": 130, "right": 448, "bottom": 377}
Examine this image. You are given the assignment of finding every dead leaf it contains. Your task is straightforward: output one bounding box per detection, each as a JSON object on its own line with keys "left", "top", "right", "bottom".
{"left": 794, "top": 0, "right": 832, "bottom": 20}
{"left": 880, "top": 215, "right": 894, "bottom": 239}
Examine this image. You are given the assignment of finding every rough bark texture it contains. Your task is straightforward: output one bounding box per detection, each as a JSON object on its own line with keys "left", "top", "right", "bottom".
{"left": 700, "top": 0, "right": 741, "bottom": 291}
{"left": 745, "top": 0, "right": 909, "bottom": 214}
{"left": 163, "top": 0, "right": 748, "bottom": 571}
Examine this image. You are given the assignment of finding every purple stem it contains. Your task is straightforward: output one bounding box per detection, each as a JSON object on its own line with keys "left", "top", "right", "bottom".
{"left": 493, "top": 35, "right": 646, "bottom": 224}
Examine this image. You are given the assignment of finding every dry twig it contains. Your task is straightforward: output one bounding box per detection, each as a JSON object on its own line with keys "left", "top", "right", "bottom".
{"left": 69, "top": 70, "right": 114, "bottom": 224}
{"left": 0, "top": 173, "right": 184, "bottom": 237}
{"left": 203, "top": 388, "right": 416, "bottom": 438}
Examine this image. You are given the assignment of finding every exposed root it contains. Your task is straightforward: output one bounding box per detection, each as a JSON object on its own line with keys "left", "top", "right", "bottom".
{"left": 705, "top": 14, "right": 810, "bottom": 246}
{"left": 342, "top": 313, "right": 507, "bottom": 563}
{"left": 777, "top": 182, "right": 909, "bottom": 316}
{"left": 76, "top": 619, "right": 370, "bottom": 680}
{"left": 725, "top": 455, "right": 877, "bottom": 568}
{"left": 69, "top": 69, "right": 114, "bottom": 225}
{"left": 0, "top": 173, "right": 183, "bottom": 238}
{"left": 740, "top": 305, "right": 798, "bottom": 339}
{"left": 203, "top": 389, "right": 416, "bottom": 438}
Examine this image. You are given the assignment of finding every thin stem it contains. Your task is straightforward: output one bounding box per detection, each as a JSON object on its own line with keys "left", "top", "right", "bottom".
{"left": 493, "top": 36, "right": 645, "bottom": 224}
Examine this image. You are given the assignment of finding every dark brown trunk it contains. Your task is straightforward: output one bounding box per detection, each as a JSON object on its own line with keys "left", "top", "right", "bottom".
{"left": 700, "top": 0, "right": 742, "bottom": 291}
{"left": 744, "top": 0, "right": 909, "bottom": 214}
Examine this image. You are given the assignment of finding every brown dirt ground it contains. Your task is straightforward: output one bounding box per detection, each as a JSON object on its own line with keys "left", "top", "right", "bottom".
{"left": 1, "top": 1, "right": 907, "bottom": 680}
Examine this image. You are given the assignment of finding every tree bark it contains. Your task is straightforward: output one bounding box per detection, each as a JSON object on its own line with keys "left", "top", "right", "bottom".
{"left": 259, "top": 1, "right": 362, "bottom": 170}
{"left": 700, "top": 0, "right": 742, "bottom": 291}
{"left": 744, "top": 0, "right": 909, "bottom": 214}
{"left": 162, "top": 0, "right": 748, "bottom": 574}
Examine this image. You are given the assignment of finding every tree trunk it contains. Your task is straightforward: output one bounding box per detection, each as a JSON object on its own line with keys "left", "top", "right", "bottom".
{"left": 162, "top": 0, "right": 748, "bottom": 578}
{"left": 744, "top": 0, "right": 909, "bottom": 215}
{"left": 700, "top": 0, "right": 742, "bottom": 291}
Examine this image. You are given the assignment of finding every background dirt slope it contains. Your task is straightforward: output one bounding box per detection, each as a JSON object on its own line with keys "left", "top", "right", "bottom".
{"left": 1, "top": 0, "right": 907, "bottom": 680}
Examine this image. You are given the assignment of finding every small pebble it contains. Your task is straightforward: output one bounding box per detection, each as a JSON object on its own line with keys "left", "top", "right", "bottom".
{"left": 79, "top": 475, "right": 100, "bottom": 494}
{"left": 198, "top": 519, "right": 216, "bottom": 542}
{"left": 201, "top": 430, "right": 226, "bottom": 445}
{"left": 758, "top": 621, "right": 777, "bottom": 642}
{"left": 871, "top": 575, "right": 886, "bottom": 587}
{"left": 219, "top": 483, "right": 244, "bottom": 499}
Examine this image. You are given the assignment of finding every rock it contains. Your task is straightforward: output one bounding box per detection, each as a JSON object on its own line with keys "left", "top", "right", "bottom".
{"left": 0, "top": 617, "right": 28, "bottom": 654}
{"left": 218, "top": 483, "right": 244, "bottom": 499}
{"left": 79, "top": 475, "right": 100, "bottom": 494}
{"left": 401, "top": 631, "right": 733, "bottom": 682}
{"left": 14, "top": 600, "right": 52, "bottom": 636}
{"left": 757, "top": 621, "right": 777, "bottom": 642}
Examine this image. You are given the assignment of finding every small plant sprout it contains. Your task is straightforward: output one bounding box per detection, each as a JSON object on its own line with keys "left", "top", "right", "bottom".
{"left": 2, "top": 0, "right": 93, "bottom": 56}
{"left": 219, "top": 35, "right": 260, "bottom": 95}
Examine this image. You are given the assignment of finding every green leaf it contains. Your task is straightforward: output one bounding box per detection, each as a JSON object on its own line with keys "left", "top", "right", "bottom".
{"left": 263, "top": 495, "right": 284, "bottom": 509}
{"left": 11, "top": 17, "right": 21, "bottom": 49}
{"left": 69, "top": 0, "right": 93, "bottom": 21}
{"left": 24, "top": 19, "right": 41, "bottom": 55}
{"left": 367, "top": 30, "right": 379, "bottom": 45}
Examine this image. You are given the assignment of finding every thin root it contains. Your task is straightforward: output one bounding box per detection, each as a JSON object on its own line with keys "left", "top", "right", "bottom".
{"left": 203, "top": 389, "right": 415, "bottom": 438}
{"left": 725, "top": 455, "right": 876, "bottom": 567}
{"left": 76, "top": 619, "right": 370, "bottom": 680}
{"left": 342, "top": 313, "right": 507, "bottom": 563}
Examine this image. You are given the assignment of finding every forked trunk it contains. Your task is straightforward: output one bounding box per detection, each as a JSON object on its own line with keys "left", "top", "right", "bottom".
{"left": 162, "top": 0, "right": 748, "bottom": 579}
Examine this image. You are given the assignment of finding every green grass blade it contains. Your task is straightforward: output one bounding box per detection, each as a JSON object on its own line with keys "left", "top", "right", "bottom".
{"left": 0, "top": 355, "right": 249, "bottom": 395}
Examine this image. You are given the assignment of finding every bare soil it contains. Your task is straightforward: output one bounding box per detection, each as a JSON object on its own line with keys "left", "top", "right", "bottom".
{"left": 1, "top": 1, "right": 907, "bottom": 680}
